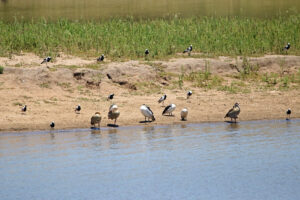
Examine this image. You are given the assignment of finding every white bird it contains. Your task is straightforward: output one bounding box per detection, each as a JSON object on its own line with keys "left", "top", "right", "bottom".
{"left": 181, "top": 108, "right": 188, "bottom": 121}
{"left": 162, "top": 104, "right": 176, "bottom": 116}
{"left": 108, "top": 104, "right": 120, "bottom": 125}
{"left": 187, "top": 91, "right": 192, "bottom": 99}
{"left": 91, "top": 112, "right": 102, "bottom": 128}
{"left": 158, "top": 94, "right": 167, "bottom": 106}
{"left": 140, "top": 104, "right": 155, "bottom": 122}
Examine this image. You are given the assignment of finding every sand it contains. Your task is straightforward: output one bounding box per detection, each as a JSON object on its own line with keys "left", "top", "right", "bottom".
{"left": 0, "top": 53, "right": 299, "bottom": 132}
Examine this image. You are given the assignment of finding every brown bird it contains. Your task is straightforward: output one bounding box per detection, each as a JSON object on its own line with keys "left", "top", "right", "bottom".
{"left": 108, "top": 104, "right": 120, "bottom": 125}
{"left": 224, "top": 103, "right": 240, "bottom": 123}
{"left": 91, "top": 112, "right": 102, "bottom": 128}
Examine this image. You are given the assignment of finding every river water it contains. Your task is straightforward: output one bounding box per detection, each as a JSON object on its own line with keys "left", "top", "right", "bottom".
{"left": 0, "top": 120, "right": 299, "bottom": 199}
{"left": 0, "top": 0, "right": 300, "bottom": 20}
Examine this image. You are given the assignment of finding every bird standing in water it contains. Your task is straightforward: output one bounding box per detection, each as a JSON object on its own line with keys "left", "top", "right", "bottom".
{"left": 224, "top": 103, "right": 240, "bottom": 123}
{"left": 91, "top": 112, "right": 102, "bottom": 128}
{"left": 108, "top": 104, "right": 120, "bottom": 125}
{"left": 286, "top": 108, "right": 292, "bottom": 120}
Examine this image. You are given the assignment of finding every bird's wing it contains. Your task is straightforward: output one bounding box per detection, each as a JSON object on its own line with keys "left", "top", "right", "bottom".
{"left": 146, "top": 105, "right": 153, "bottom": 115}
{"left": 41, "top": 59, "right": 46, "bottom": 64}
{"left": 158, "top": 96, "right": 163, "bottom": 103}
{"left": 224, "top": 108, "right": 234, "bottom": 118}
{"left": 162, "top": 105, "right": 171, "bottom": 114}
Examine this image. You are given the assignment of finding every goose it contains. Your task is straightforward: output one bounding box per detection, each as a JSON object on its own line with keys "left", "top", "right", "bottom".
{"left": 140, "top": 104, "right": 155, "bottom": 122}
{"left": 162, "top": 104, "right": 176, "bottom": 116}
{"left": 108, "top": 104, "right": 120, "bottom": 125}
{"left": 181, "top": 108, "right": 188, "bottom": 121}
{"left": 91, "top": 112, "right": 102, "bottom": 128}
{"left": 158, "top": 94, "right": 167, "bottom": 106}
{"left": 224, "top": 103, "right": 240, "bottom": 123}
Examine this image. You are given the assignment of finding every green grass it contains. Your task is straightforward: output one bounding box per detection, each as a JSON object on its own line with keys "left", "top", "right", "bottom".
{"left": 0, "top": 66, "right": 3, "bottom": 74}
{"left": 0, "top": 15, "right": 300, "bottom": 59}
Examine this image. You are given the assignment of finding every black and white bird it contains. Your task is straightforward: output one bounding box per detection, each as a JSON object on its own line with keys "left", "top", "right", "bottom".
{"left": 183, "top": 45, "right": 193, "bottom": 54}
{"left": 107, "top": 93, "right": 114, "bottom": 101}
{"left": 41, "top": 56, "right": 51, "bottom": 66}
{"left": 21, "top": 105, "right": 27, "bottom": 112}
{"left": 187, "top": 90, "right": 192, "bottom": 99}
{"left": 50, "top": 121, "right": 55, "bottom": 128}
{"left": 162, "top": 103, "right": 176, "bottom": 116}
{"left": 97, "top": 54, "right": 104, "bottom": 62}
{"left": 283, "top": 43, "right": 290, "bottom": 51}
{"left": 75, "top": 104, "right": 81, "bottom": 113}
{"left": 224, "top": 102, "right": 240, "bottom": 123}
{"left": 145, "top": 49, "right": 149, "bottom": 56}
{"left": 286, "top": 108, "right": 292, "bottom": 120}
{"left": 181, "top": 108, "right": 188, "bottom": 121}
{"left": 140, "top": 104, "right": 155, "bottom": 122}
{"left": 158, "top": 94, "right": 167, "bottom": 106}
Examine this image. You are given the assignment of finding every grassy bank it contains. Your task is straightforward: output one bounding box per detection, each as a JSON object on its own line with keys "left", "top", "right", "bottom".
{"left": 0, "top": 15, "right": 300, "bottom": 59}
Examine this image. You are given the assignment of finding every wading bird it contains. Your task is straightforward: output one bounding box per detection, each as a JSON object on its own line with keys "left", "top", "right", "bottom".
{"left": 91, "top": 112, "right": 102, "bottom": 128}
{"left": 224, "top": 103, "right": 240, "bottom": 123}
{"left": 97, "top": 54, "right": 104, "bottom": 62}
{"left": 158, "top": 94, "right": 167, "bottom": 106}
{"left": 286, "top": 108, "right": 292, "bottom": 120}
{"left": 162, "top": 104, "right": 176, "bottom": 116}
{"left": 183, "top": 45, "right": 193, "bottom": 55}
{"left": 108, "top": 104, "right": 120, "bottom": 125}
{"left": 75, "top": 104, "right": 81, "bottom": 114}
{"left": 50, "top": 121, "right": 55, "bottom": 128}
{"left": 140, "top": 104, "right": 155, "bottom": 122}
{"left": 187, "top": 91, "right": 192, "bottom": 99}
{"left": 41, "top": 56, "right": 51, "bottom": 67}
{"left": 181, "top": 108, "right": 188, "bottom": 121}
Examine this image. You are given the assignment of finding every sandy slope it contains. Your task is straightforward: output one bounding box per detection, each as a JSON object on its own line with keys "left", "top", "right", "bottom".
{"left": 0, "top": 54, "right": 299, "bottom": 132}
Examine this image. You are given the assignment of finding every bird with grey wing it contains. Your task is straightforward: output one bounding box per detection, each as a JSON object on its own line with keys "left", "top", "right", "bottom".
{"left": 158, "top": 94, "right": 167, "bottom": 106}
{"left": 140, "top": 104, "right": 155, "bottom": 122}
{"left": 108, "top": 104, "right": 120, "bottom": 125}
{"left": 91, "top": 112, "right": 102, "bottom": 128}
{"left": 97, "top": 54, "right": 104, "bottom": 62}
{"left": 183, "top": 45, "right": 192, "bottom": 55}
{"left": 224, "top": 103, "right": 240, "bottom": 123}
{"left": 41, "top": 56, "right": 51, "bottom": 67}
{"left": 162, "top": 104, "right": 176, "bottom": 116}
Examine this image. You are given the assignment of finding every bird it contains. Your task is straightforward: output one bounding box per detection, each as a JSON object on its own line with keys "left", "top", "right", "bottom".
{"left": 21, "top": 105, "right": 27, "bottom": 112}
{"left": 75, "top": 104, "right": 81, "bottom": 113}
{"left": 107, "top": 93, "right": 114, "bottom": 101}
{"left": 187, "top": 90, "right": 192, "bottom": 99}
{"left": 224, "top": 103, "right": 240, "bottom": 123}
{"left": 91, "top": 112, "right": 102, "bottom": 128}
{"left": 286, "top": 108, "right": 292, "bottom": 120}
{"left": 140, "top": 104, "right": 155, "bottom": 122}
{"left": 181, "top": 108, "right": 188, "bottom": 121}
{"left": 183, "top": 45, "right": 193, "bottom": 55}
{"left": 97, "top": 54, "right": 104, "bottom": 62}
{"left": 41, "top": 56, "right": 51, "bottom": 67}
{"left": 283, "top": 43, "right": 290, "bottom": 51}
{"left": 107, "top": 73, "right": 112, "bottom": 80}
{"left": 145, "top": 49, "right": 149, "bottom": 56}
{"left": 158, "top": 94, "right": 167, "bottom": 106}
{"left": 108, "top": 104, "right": 120, "bottom": 125}
{"left": 50, "top": 121, "right": 55, "bottom": 128}
{"left": 162, "top": 104, "right": 176, "bottom": 116}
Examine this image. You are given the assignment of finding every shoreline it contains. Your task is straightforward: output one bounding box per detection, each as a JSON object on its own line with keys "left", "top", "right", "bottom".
{"left": 0, "top": 54, "right": 299, "bottom": 133}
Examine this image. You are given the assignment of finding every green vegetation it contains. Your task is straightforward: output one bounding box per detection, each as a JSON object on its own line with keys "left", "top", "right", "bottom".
{"left": 0, "top": 66, "right": 4, "bottom": 74}
{"left": 0, "top": 15, "right": 300, "bottom": 59}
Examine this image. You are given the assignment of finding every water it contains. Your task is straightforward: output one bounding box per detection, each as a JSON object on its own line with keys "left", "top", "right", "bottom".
{"left": 0, "top": 120, "right": 299, "bottom": 199}
{"left": 0, "top": 0, "right": 300, "bottom": 21}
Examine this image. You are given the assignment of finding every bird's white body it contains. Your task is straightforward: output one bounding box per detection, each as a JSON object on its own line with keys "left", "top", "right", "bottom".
{"left": 187, "top": 91, "right": 192, "bottom": 99}
{"left": 140, "top": 104, "right": 155, "bottom": 121}
{"left": 162, "top": 104, "right": 176, "bottom": 115}
{"left": 109, "top": 104, "right": 118, "bottom": 112}
{"left": 181, "top": 108, "right": 188, "bottom": 120}
{"left": 158, "top": 94, "right": 167, "bottom": 105}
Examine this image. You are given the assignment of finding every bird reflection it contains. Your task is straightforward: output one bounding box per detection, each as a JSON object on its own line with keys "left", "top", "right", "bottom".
{"left": 226, "top": 122, "right": 240, "bottom": 132}
{"left": 91, "top": 129, "right": 101, "bottom": 135}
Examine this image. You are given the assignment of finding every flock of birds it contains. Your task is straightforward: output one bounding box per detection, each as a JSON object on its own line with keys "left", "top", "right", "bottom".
{"left": 34, "top": 43, "right": 293, "bottom": 129}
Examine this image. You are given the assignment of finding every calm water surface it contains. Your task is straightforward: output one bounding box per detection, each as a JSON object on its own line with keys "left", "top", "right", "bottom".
{"left": 0, "top": 120, "right": 300, "bottom": 199}
{"left": 0, "top": 0, "right": 300, "bottom": 20}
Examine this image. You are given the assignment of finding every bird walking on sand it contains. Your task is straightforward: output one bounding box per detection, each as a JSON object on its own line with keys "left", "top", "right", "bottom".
{"left": 97, "top": 54, "right": 104, "bottom": 62}
{"left": 286, "top": 108, "right": 292, "bottom": 120}
{"left": 162, "top": 104, "right": 176, "bottom": 116}
{"left": 91, "top": 112, "right": 102, "bottom": 128}
{"left": 183, "top": 45, "right": 193, "bottom": 55}
{"left": 107, "top": 93, "right": 114, "bottom": 101}
{"left": 21, "top": 105, "right": 27, "bottom": 112}
{"left": 187, "top": 90, "right": 192, "bottom": 99}
{"left": 181, "top": 108, "right": 188, "bottom": 121}
{"left": 75, "top": 104, "right": 81, "bottom": 114}
{"left": 108, "top": 104, "right": 120, "bottom": 125}
{"left": 50, "top": 121, "right": 55, "bottom": 128}
{"left": 41, "top": 56, "right": 51, "bottom": 67}
{"left": 158, "top": 94, "right": 167, "bottom": 106}
{"left": 224, "top": 103, "right": 240, "bottom": 123}
{"left": 140, "top": 104, "right": 155, "bottom": 122}
{"left": 283, "top": 43, "right": 290, "bottom": 51}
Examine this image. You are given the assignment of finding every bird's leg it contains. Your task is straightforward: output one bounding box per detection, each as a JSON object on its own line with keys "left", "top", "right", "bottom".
{"left": 114, "top": 119, "right": 117, "bottom": 125}
{"left": 145, "top": 117, "right": 147, "bottom": 122}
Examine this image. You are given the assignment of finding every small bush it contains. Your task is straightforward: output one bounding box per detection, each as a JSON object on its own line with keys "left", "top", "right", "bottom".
{"left": 0, "top": 66, "right": 4, "bottom": 74}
